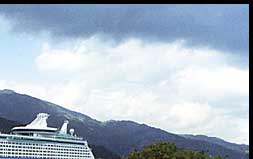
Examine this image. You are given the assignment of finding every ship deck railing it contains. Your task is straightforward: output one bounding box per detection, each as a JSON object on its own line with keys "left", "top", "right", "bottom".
{"left": 0, "top": 133, "right": 87, "bottom": 145}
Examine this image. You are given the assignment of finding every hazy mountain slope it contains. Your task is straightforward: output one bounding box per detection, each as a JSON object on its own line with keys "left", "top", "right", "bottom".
{"left": 0, "top": 89, "right": 248, "bottom": 159}
{"left": 91, "top": 145, "right": 121, "bottom": 159}
{"left": 0, "top": 89, "right": 100, "bottom": 125}
{"left": 0, "top": 117, "right": 22, "bottom": 133}
{"left": 100, "top": 120, "right": 246, "bottom": 158}
{"left": 181, "top": 134, "right": 249, "bottom": 153}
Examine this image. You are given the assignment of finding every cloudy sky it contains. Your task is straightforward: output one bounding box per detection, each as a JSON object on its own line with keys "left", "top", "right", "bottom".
{"left": 0, "top": 4, "right": 249, "bottom": 144}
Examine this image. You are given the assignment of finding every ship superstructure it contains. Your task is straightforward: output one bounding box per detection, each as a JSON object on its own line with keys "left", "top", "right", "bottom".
{"left": 0, "top": 113, "right": 95, "bottom": 159}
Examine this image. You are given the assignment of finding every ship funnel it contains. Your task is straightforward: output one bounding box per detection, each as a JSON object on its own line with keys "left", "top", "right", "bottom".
{"left": 26, "top": 113, "right": 49, "bottom": 128}
{"left": 60, "top": 120, "right": 69, "bottom": 134}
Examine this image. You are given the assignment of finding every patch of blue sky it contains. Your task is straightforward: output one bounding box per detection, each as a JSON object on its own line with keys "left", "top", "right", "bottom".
{"left": 0, "top": 16, "right": 48, "bottom": 82}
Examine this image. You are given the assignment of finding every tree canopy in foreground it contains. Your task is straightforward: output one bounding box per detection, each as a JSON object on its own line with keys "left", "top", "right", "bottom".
{"left": 125, "top": 142, "right": 223, "bottom": 159}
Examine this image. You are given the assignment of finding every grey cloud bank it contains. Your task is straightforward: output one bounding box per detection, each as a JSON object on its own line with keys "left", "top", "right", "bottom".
{"left": 0, "top": 4, "right": 249, "bottom": 54}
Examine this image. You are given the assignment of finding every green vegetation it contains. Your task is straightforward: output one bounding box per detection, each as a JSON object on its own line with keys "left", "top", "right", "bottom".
{"left": 126, "top": 142, "right": 222, "bottom": 159}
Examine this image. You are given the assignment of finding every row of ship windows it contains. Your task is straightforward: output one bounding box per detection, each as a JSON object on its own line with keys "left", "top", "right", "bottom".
{"left": 0, "top": 147, "right": 89, "bottom": 152}
{"left": 0, "top": 142, "right": 86, "bottom": 149}
{"left": 0, "top": 144, "right": 89, "bottom": 151}
{"left": 1, "top": 152, "right": 91, "bottom": 155}
{"left": 0, "top": 148, "right": 89, "bottom": 153}
{"left": 0, "top": 150, "right": 89, "bottom": 154}
{"left": 0, "top": 142, "right": 93, "bottom": 158}
{"left": 0, "top": 155, "right": 93, "bottom": 159}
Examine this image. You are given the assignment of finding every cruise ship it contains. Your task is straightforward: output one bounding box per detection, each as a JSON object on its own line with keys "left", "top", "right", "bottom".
{"left": 0, "top": 113, "right": 95, "bottom": 159}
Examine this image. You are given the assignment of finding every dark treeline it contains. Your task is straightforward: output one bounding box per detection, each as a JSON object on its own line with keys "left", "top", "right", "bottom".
{"left": 125, "top": 142, "right": 223, "bottom": 159}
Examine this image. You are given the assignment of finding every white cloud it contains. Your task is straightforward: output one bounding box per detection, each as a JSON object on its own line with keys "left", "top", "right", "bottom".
{"left": 1, "top": 37, "right": 248, "bottom": 144}
{"left": 175, "top": 67, "right": 249, "bottom": 96}
{"left": 167, "top": 102, "right": 212, "bottom": 128}
{"left": 36, "top": 43, "right": 84, "bottom": 72}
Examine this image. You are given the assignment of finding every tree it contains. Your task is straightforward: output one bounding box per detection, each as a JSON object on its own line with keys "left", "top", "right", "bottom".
{"left": 213, "top": 156, "right": 222, "bottom": 159}
{"left": 127, "top": 149, "right": 144, "bottom": 159}
{"left": 125, "top": 142, "right": 222, "bottom": 159}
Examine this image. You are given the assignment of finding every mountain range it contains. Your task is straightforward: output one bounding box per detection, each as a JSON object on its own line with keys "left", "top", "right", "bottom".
{"left": 0, "top": 89, "right": 249, "bottom": 159}
{"left": 181, "top": 134, "right": 249, "bottom": 154}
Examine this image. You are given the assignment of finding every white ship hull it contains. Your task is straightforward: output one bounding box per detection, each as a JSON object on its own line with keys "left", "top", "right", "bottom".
{"left": 0, "top": 113, "right": 95, "bottom": 159}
